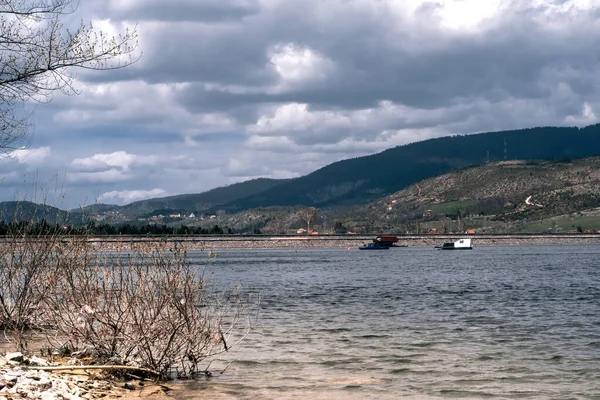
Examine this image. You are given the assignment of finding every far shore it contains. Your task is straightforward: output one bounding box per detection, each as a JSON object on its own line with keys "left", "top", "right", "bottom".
{"left": 80, "top": 234, "right": 600, "bottom": 251}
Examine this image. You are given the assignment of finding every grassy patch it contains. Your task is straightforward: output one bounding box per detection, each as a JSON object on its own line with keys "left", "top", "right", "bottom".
{"left": 429, "top": 200, "right": 479, "bottom": 216}
{"left": 515, "top": 214, "right": 600, "bottom": 233}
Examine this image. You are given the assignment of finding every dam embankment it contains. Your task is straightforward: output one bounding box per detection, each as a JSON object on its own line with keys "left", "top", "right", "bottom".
{"left": 85, "top": 234, "right": 600, "bottom": 251}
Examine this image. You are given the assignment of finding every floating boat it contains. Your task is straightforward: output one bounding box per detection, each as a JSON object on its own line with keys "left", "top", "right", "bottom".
{"left": 374, "top": 235, "right": 407, "bottom": 248}
{"left": 358, "top": 242, "right": 390, "bottom": 250}
{"left": 358, "top": 235, "right": 408, "bottom": 250}
{"left": 435, "top": 238, "right": 473, "bottom": 250}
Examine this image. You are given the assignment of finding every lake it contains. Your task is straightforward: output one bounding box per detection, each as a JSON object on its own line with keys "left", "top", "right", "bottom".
{"left": 166, "top": 245, "right": 600, "bottom": 399}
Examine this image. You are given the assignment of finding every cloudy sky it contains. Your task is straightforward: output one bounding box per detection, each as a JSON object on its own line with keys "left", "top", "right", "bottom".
{"left": 1, "top": 0, "right": 599, "bottom": 208}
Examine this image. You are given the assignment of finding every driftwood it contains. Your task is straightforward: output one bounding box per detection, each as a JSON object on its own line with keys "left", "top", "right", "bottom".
{"left": 24, "top": 365, "right": 161, "bottom": 377}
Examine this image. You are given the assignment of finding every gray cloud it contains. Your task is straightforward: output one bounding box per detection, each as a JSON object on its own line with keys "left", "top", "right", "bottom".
{"left": 110, "top": 0, "right": 260, "bottom": 22}
{"left": 1, "top": 0, "right": 599, "bottom": 206}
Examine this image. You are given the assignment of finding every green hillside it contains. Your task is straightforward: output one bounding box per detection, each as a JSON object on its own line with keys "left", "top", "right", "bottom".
{"left": 219, "top": 124, "right": 600, "bottom": 212}
{"left": 0, "top": 201, "right": 71, "bottom": 225}
{"left": 4, "top": 124, "right": 600, "bottom": 232}
{"left": 343, "top": 157, "right": 600, "bottom": 234}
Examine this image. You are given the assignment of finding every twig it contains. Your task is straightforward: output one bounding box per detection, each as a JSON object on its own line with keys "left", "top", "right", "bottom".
{"left": 24, "top": 364, "right": 161, "bottom": 377}
{"left": 220, "top": 361, "right": 232, "bottom": 375}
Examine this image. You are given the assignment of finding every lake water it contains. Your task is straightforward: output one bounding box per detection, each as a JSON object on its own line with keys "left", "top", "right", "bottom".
{"left": 168, "top": 245, "right": 600, "bottom": 399}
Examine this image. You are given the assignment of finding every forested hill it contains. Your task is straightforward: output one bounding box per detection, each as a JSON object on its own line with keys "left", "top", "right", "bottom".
{"left": 100, "top": 177, "right": 288, "bottom": 218}
{"left": 3, "top": 124, "right": 600, "bottom": 224}
{"left": 217, "top": 124, "right": 600, "bottom": 212}
{"left": 347, "top": 157, "right": 600, "bottom": 233}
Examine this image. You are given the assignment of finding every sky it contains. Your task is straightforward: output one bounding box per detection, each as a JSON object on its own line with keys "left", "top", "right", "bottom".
{"left": 1, "top": 0, "right": 599, "bottom": 209}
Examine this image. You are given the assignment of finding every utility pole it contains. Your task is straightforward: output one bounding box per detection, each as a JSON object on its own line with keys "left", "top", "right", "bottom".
{"left": 504, "top": 138, "right": 507, "bottom": 161}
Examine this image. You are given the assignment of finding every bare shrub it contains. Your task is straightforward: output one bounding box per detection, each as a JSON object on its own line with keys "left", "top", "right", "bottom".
{"left": 44, "top": 240, "right": 254, "bottom": 379}
{"left": 0, "top": 199, "right": 255, "bottom": 378}
{"left": 0, "top": 215, "right": 76, "bottom": 350}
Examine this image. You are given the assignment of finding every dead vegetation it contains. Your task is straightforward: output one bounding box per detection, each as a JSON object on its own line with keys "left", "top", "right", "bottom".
{"left": 0, "top": 223, "right": 256, "bottom": 380}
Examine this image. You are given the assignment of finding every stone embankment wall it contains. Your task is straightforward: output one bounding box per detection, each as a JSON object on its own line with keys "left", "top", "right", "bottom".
{"left": 87, "top": 234, "right": 600, "bottom": 251}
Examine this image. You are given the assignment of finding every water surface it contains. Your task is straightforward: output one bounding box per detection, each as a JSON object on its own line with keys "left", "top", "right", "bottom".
{"left": 171, "top": 245, "right": 600, "bottom": 399}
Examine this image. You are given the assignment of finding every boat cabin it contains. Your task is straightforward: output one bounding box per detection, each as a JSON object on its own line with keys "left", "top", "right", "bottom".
{"left": 375, "top": 235, "right": 399, "bottom": 247}
{"left": 359, "top": 242, "right": 390, "bottom": 250}
{"left": 437, "top": 238, "right": 473, "bottom": 250}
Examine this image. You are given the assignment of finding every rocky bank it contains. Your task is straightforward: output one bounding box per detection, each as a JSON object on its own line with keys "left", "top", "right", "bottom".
{"left": 0, "top": 352, "right": 164, "bottom": 399}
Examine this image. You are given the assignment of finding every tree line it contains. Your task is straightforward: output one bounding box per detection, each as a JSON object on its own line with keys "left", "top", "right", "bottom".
{"left": 0, "top": 220, "right": 234, "bottom": 236}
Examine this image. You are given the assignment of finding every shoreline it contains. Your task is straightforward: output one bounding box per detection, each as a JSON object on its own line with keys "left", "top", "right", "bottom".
{"left": 0, "top": 352, "right": 153, "bottom": 399}
{"left": 84, "top": 234, "right": 600, "bottom": 251}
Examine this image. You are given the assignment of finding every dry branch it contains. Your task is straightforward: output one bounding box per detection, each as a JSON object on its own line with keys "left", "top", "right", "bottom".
{"left": 24, "top": 364, "right": 160, "bottom": 377}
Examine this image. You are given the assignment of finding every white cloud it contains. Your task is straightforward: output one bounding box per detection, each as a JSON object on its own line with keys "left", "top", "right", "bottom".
{"left": 66, "top": 169, "right": 133, "bottom": 184}
{"left": 565, "top": 102, "right": 598, "bottom": 126}
{"left": 70, "top": 151, "right": 158, "bottom": 172}
{"left": 251, "top": 103, "right": 352, "bottom": 135}
{"left": 98, "top": 188, "right": 167, "bottom": 204}
{"left": 268, "top": 43, "right": 336, "bottom": 91}
{"left": 5, "top": 147, "right": 51, "bottom": 166}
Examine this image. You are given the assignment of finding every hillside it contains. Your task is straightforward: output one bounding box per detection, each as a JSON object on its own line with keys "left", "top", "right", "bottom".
{"left": 217, "top": 124, "right": 600, "bottom": 212}
{"left": 73, "top": 178, "right": 288, "bottom": 223}
{"left": 120, "top": 157, "right": 600, "bottom": 235}
{"left": 3, "top": 158, "right": 600, "bottom": 235}
{"left": 0, "top": 201, "right": 71, "bottom": 225}
{"left": 343, "top": 157, "right": 600, "bottom": 234}
{"left": 4, "top": 124, "right": 600, "bottom": 231}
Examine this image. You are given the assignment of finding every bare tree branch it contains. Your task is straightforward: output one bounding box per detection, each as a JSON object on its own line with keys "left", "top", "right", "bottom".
{"left": 0, "top": 0, "right": 139, "bottom": 151}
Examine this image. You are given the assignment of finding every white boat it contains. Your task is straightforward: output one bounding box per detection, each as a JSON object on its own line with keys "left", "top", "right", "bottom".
{"left": 435, "top": 238, "right": 473, "bottom": 250}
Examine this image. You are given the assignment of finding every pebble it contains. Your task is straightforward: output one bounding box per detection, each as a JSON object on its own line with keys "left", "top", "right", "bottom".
{"left": 5, "top": 353, "right": 23, "bottom": 362}
{"left": 0, "top": 354, "right": 133, "bottom": 399}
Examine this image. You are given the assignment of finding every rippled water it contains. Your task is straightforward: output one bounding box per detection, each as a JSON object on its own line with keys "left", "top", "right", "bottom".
{"left": 169, "top": 245, "right": 600, "bottom": 399}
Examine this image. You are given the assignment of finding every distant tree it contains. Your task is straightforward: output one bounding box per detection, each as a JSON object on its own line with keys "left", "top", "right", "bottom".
{"left": 440, "top": 216, "right": 449, "bottom": 233}
{"left": 297, "top": 207, "right": 317, "bottom": 233}
{"left": 266, "top": 214, "right": 296, "bottom": 234}
{"left": 264, "top": 217, "right": 282, "bottom": 234}
{"left": 0, "top": 0, "right": 138, "bottom": 151}
{"left": 333, "top": 221, "right": 346, "bottom": 233}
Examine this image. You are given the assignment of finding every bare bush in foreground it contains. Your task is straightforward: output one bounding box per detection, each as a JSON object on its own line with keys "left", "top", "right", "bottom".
{"left": 44, "top": 240, "right": 254, "bottom": 378}
{"left": 0, "top": 220, "right": 79, "bottom": 350}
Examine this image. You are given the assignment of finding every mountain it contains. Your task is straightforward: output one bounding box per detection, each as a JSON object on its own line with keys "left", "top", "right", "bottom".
{"left": 343, "top": 157, "right": 600, "bottom": 234}
{"left": 5, "top": 124, "right": 600, "bottom": 230}
{"left": 73, "top": 178, "right": 288, "bottom": 222}
{"left": 0, "top": 201, "right": 71, "bottom": 224}
{"left": 217, "top": 124, "right": 600, "bottom": 212}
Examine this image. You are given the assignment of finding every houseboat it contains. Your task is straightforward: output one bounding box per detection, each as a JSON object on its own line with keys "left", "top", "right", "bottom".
{"left": 359, "top": 242, "right": 390, "bottom": 250}
{"left": 359, "top": 235, "right": 407, "bottom": 250}
{"left": 435, "top": 238, "right": 473, "bottom": 250}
